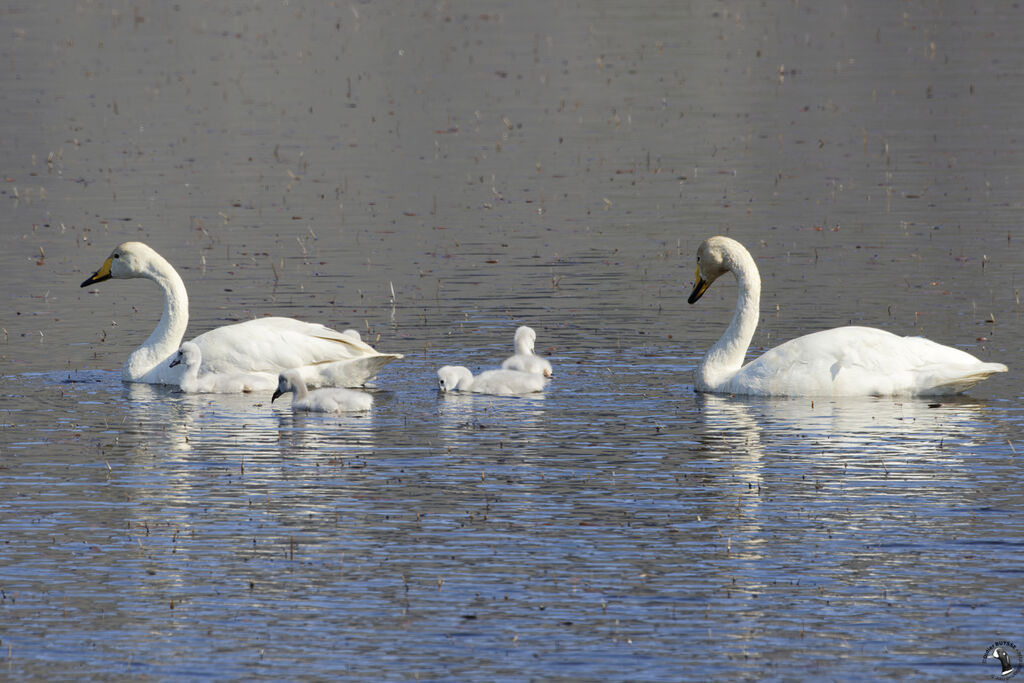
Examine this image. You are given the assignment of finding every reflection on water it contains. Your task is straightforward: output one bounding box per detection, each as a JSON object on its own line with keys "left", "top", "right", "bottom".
{"left": 1, "top": 356, "right": 1021, "bottom": 680}
{"left": 438, "top": 390, "right": 547, "bottom": 444}
{"left": 690, "top": 392, "right": 1018, "bottom": 673}
{"left": 696, "top": 392, "right": 992, "bottom": 467}
{"left": 275, "top": 410, "right": 376, "bottom": 452}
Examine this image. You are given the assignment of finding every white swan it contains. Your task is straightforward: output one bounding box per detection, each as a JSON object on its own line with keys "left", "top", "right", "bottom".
{"left": 500, "top": 326, "right": 553, "bottom": 377}
{"left": 80, "top": 242, "right": 402, "bottom": 387}
{"left": 272, "top": 369, "right": 373, "bottom": 412}
{"left": 170, "top": 342, "right": 277, "bottom": 394}
{"left": 437, "top": 365, "right": 548, "bottom": 396}
{"left": 687, "top": 235, "right": 1008, "bottom": 397}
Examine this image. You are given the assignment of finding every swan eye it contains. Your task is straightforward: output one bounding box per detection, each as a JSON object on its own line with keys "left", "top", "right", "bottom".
{"left": 113, "top": 253, "right": 120, "bottom": 259}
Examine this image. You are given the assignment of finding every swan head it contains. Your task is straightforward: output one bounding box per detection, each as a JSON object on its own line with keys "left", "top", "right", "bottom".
{"left": 80, "top": 242, "right": 164, "bottom": 287}
{"left": 437, "top": 365, "right": 472, "bottom": 392}
{"left": 272, "top": 369, "right": 303, "bottom": 402}
{"left": 513, "top": 326, "right": 537, "bottom": 354}
{"left": 169, "top": 341, "right": 201, "bottom": 369}
{"left": 688, "top": 235, "right": 744, "bottom": 304}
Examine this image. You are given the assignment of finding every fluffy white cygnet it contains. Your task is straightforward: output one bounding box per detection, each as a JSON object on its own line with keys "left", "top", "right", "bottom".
{"left": 170, "top": 342, "right": 277, "bottom": 393}
{"left": 272, "top": 369, "right": 373, "bottom": 412}
{"left": 437, "top": 365, "right": 547, "bottom": 396}
{"left": 500, "top": 326, "right": 553, "bottom": 377}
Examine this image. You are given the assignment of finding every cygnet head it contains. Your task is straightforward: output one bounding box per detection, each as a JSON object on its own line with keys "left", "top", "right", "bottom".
{"left": 80, "top": 242, "right": 163, "bottom": 287}
{"left": 169, "top": 341, "right": 201, "bottom": 369}
{"left": 688, "top": 235, "right": 744, "bottom": 304}
{"left": 437, "top": 365, "right": 472, "bottom": 392}
{"left": 272, "top": 369, "right": 303, "bottom": 402}
{"left": 513, "top": 326, "right": 537, "bottom": 354}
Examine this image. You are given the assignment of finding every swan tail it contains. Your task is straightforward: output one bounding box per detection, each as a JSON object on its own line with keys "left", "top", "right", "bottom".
{"left": 301, "top": 353, "right": 402, "bottom": 388}
{"left": 313, "top": 333, "right": 381, "bottom": 355}
{"left": 917, "top": 362, "right": 1007, "bottom": 395}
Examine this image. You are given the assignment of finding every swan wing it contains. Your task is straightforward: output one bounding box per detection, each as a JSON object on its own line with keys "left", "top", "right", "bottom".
{"left": 472, "top": 369, "right": 547, "bottom": 395}
{"left": 297, "top": 354, "right": 401, "bottom": 388}
{"left": 181, "top": 370, "right": 278, "bottom": 394}
{"left": 501, "top": 354, "right": 553, "bottom": 377}
{"left": 735, "top": 326, "right": 1006, "bottom": 396}
{"left": 299, "top": 388, "right": 373, "bottom": 412}
{"left": 189, "top": 317, "right": 400, "bottom": 376}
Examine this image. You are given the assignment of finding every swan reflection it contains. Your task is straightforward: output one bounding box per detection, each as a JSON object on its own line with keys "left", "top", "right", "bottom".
{"left": 693, "top": 392, "right": 1002, "bottom": 614}
{"left": 274, "top": 403, "right": 377, "bottom": 458}
{"left": 437, "top": 390, "right": 546, "bottom": 450}
{"left": 695, "top": 392, "right": 995, "bottom": 472}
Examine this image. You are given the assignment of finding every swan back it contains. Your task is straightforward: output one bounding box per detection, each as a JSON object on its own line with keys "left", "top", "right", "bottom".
{"left": 437, "top": 365, "right": 546, "bottom": 395}
{"left": 728, "top": 326, "right": 1006, "bottom": 396}
{"left": 190, "top": 317, "right": 400, "bottom": 382}
{"left": 301, "top": 388, "right": 372, "bottom": 412}
{"left": 501, "top": 354, "right": 553, "bottom": 377}
{"left": 471, "top": 368, "right": 548, "bottom": 395}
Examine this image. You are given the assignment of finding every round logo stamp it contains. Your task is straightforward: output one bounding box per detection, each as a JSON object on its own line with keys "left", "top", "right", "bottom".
{"left": 984, "top": 641, "right": 1023, "bottom": 679}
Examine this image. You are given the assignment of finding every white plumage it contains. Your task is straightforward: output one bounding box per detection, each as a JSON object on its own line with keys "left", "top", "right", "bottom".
{"left": 272, "top": 369, "right": 373, "bottom": 412}
{"left": 80, "top": 242, "right": 402, "bottom": 387}
{"left": 500, "top": 326, "right": 553, "bottom": 377}
{"left": 170, "top": 342, "right": 277, "bottom": 393}
{"left": 436, "top": 365, "right": 547, "bottom": 396}
{"left": 687, "top": 235, "right": 1007, "bottom": 397}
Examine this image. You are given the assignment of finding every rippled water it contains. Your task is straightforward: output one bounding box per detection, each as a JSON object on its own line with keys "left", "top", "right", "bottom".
{"left": 2, "top": 1, "right": 1023, "bottom": 680}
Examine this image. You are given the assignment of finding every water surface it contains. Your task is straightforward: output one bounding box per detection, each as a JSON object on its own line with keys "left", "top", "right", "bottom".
{"left": 1, "top": 1, "right": 1022, "bottom": 680}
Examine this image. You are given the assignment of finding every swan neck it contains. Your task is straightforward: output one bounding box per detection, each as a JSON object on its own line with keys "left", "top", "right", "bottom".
{"left": 698, "top": 250, "right": 761, "bottom": 389}
{"left": 124, "top": 254, "right": 190, "bottom": 381}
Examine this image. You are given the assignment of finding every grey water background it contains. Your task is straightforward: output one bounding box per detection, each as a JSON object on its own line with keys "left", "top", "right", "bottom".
{"left": 1, "top": 1, "right": 1022, "bottom": 679}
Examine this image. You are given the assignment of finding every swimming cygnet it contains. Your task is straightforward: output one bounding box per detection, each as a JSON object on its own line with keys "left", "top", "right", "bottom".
{"left": 272, "top": 369, "right": 373, "bottom": 412}
{"left": 437, "top": 365, "right": 547, "bottom": 396}
{"left": 170, "top": 342, "right": 277, "bottom": 393}
{"left": 500, "top": 326, "right": 553, "bottom": 377}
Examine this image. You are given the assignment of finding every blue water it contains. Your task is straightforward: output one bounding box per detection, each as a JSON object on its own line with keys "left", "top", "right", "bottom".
{"left": 1, "top": 1, "right": 1022, "bottom": 680}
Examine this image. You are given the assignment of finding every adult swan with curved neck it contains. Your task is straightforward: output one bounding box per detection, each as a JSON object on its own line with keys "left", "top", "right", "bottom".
{"left": 81, "top": 242, "right": 403, "bottom": 387}
{"left": 687, "top": 236, "right": 1007, "bottom": 397}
